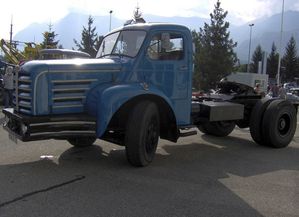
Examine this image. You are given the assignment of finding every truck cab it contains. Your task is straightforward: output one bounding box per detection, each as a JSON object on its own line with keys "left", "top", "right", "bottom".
{"left": 3, "top": 23, "right": 297, "bottom": 167}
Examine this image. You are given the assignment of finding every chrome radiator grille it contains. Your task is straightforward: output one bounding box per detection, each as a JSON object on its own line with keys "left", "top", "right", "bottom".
{"left": 15, "top": 70, "right": 32, "bottom": 114}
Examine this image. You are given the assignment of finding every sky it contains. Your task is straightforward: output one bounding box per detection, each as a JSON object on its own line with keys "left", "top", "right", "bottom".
{"left": 1, "top": 0, "right": 299, "bottom": 40}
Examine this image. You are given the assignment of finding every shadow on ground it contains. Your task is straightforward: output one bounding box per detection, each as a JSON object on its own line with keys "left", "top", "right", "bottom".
{"left": 0, "top": 134, "right": 298, "bottom": 217}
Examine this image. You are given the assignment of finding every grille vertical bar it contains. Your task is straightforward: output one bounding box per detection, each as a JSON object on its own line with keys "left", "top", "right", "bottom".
{"left": 16, "top": 70, "right": 32, "bottom": 114}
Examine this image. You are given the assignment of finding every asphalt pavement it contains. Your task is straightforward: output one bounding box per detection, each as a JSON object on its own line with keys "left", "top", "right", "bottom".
{"left": 0, "top": 110, "right": 298, "bottom": 217}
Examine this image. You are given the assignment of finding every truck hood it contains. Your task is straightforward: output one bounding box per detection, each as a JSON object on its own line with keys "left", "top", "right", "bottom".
{"left": 22, "top": 58, "right": 122, "bottom": 74}
{"left": 18, "top": 58, "right": 124, "bottom": 115}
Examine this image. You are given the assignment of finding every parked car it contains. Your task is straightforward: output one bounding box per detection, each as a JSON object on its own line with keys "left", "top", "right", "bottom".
{"left": 0, "top": 76, "right": 3, "bottom": 106}
{"left": 284, "top": 82, "right": 297, "bottom": 92}
{"left": 39, "top": 49, "right": 91, "bottom": 60}
{"left": 282, "top": 87, "right": 299, "bottom": 103}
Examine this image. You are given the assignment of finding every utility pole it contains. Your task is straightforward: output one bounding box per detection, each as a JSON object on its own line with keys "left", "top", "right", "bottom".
{"left": 10, "top": 15, "right": 13, "bottom": 46}
{"left": 109, "top": 10, "right": 113, "bottom": 32}
{"left": 247, "top": 23, "right": 254, "bottom": 73}
{"left": 277, "top": 0, "right": 285, "bottom": 85}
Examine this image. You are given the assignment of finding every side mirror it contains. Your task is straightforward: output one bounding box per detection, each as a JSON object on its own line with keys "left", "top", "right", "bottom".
{"left": 161, "top": 33, "right": 171, "bottom": 50}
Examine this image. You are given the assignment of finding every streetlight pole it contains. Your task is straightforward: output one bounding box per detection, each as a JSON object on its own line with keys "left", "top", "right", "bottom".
{"left": 109, "top": 10, "right": 113, "bottom": 32}
{"left": 10, "top": 15, "right": 13, "bottom": 46}
{"left": 247, "top": 23, "right": 254, "bottom": 73}
{"left": 277, "top": 0, "right": 285, "bottom": 85}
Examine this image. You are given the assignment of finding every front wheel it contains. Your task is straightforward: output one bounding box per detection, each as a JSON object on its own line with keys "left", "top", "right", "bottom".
{"left": 125, "top": 101, "right": 160, "bottom": 167}
{"left": 67, "top": 136, "right": 97, "bottom": 148}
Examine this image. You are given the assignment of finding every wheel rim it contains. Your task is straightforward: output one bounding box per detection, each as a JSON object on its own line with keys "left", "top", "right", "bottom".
{"left": 218, "top": 121, "right": 233, "bottom": 128}
{"left": 277, "top": 113, "right": 291, "bottom": 136}
{"left": 145, "top": 117, "right": 158, "bottom": 154}
{"left": 217, "top": 121, "right": 234, "bottom": 128}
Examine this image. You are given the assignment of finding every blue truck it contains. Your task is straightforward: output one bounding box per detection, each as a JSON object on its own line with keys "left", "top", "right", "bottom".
{"left": 2, "top": 23, "right": 298, "bottom": 166}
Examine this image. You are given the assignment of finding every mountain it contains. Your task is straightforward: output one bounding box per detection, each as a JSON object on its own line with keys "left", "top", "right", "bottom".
{"left": 14, "top": 13, "right": 124, "bottom": 49}
{"left": 14, "top": 12, "right": 208, "bottom": 50}
{"left": 232, "top": 11, "right": 299, "bottom": 63}
{"left": 13, "top": 11, "right": 299, "bottom": 63}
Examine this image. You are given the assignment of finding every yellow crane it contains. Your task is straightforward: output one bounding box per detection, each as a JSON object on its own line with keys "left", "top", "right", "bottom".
{"left": 0, "top": 39, "right": 25, "bottom": 64}
{"left": 0, "top": 39, "right": 39, "bottom": 65}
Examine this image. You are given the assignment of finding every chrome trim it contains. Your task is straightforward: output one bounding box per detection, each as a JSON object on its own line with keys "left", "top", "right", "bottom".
{"left": 33, "top": 70, "right": 50, "bottom": 114}
{"left": 15, "top": 69, "right": 19, "bottom": 111}
{"left": 18, "top": 96, "right": 31, "bottom": 100}
{"left": 52, "top": 88, "right": 89, "bottom": 92}
{"left": 18, "top": 79, "right": 32, "bottom": 83}
{"left": 30, "top": 121, "right": 96, "bottom": 126}
{"left": 49, "top": 69, "right": 120, "bottom": 73}
{"left": 31, "top": 130, "right": 96, "bottom": 136}
{"left": 19, "top": 103, "right": 32, "bottom": 109}
{"left": 52, "top": 79, "right": 98, "bottom": 83}
{"left": 18, "top": 87, "right": 31, "bottom": 91}
{"left": 53, "top": 96, "right": 86, "bottom": 101}
{"left": 52, "top": 105, "right": 84, "bottom": 109}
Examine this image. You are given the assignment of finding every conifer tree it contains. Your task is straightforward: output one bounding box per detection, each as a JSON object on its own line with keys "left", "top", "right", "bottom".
{"left": 74, "top": 16, "right": 102, "bottom": 57}
{"left": 282, "top": 36, "right": 298, "bottom": 82}
{"left": 267, "top": 42, "right": 279, "bottom": 79}
{"left": 192, "top": 30, "right": 202, "bottom": 89}
{"left": 41, "top": 24, "right": 59, "bottom": 49}
{"left": 196, "top": 0, "right": 237, "bottom": 90}
{"left": 250, "top": 45, "right": 263, "bottom": 73}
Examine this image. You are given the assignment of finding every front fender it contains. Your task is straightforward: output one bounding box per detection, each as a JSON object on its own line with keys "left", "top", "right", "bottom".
{"left": 86, "top": 83, "right": 176, "bottom": 137}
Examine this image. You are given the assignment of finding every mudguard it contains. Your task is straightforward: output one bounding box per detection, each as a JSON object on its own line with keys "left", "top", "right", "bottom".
{"left": 86, "top": 83, "right": 176, "bottom": 137}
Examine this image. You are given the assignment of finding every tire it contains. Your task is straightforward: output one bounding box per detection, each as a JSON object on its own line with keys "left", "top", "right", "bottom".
{"left": 125, "top": 101, "right": 160, "bottom": 167}
{"left": 249, "top": 98, "right": 275, "bottom": 145}
{"left": 262, "top": 100, "right": 297, "bottom": 148}
{"left": 197, "top": 125, "right": 208, "bottom": 134}
{"left": 236, "top": 120, "right": 249, "bottom": 129}
{"left": 67, "top": 136, "right": 96, "bottom": 147}
{"left": 198, "top": 121, "right": 235, "bottom": 137}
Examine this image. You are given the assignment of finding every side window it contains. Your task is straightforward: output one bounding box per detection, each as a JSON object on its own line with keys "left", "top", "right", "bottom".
{"left": 147, "top": 32, "right": 184, "bottom": 60}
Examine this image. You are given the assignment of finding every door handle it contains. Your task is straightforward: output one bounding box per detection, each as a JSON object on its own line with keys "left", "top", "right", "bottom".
{"left": 179, "top": 65, "right": 188, "bottom": 70}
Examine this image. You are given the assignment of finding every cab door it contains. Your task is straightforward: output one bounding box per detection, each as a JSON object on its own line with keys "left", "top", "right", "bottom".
{"left": 140, "top": 31, "right": 191, "bottom": 125}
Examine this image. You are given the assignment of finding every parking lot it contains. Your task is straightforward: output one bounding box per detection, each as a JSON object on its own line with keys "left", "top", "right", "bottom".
{"left": 0, "top": 110, "right": 298, "bottom": 217}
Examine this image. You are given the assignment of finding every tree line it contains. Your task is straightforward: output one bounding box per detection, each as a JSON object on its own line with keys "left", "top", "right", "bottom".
{"left": 249, "top": 37, "right": 299, "bottom": 83}
{"left": 38, "top": 16, "right": 102, "bottom": 58}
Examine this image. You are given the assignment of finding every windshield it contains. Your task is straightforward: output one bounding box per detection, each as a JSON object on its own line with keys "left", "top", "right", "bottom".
{"left": 96, "top": 30, "right": 146, "bottom": 58}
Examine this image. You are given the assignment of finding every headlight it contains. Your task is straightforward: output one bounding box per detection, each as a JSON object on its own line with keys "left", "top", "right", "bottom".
{"left": 3, "top": 115, "right": 10, "bottom": 127}
{"left": 21, "top": 123, "right": 28, "bottom": 135}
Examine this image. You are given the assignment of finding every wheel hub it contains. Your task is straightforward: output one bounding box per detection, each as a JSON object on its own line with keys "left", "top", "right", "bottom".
{"left": 277, "top": 114, "right": 290, "bottom": 135}
{"left": 279, "top": 118, "right": 286, "bottom": 130}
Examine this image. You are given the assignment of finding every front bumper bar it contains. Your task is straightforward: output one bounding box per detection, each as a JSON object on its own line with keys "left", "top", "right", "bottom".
{"left": 2, "top": 108, "right": 96, "bottom": 142}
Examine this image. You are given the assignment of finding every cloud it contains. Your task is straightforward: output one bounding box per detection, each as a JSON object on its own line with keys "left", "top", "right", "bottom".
{"left": 222, "top": 0, "right": 299, "bottom": 23}
{"left": 1, "top": 0, "right": 299, "bottom": 40}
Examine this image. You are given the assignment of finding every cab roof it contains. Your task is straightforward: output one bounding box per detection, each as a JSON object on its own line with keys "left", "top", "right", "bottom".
{"left": 108, "top": 23, "right": 190, "bottom": 35}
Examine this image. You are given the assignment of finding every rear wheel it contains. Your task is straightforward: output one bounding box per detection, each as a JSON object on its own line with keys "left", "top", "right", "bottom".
{"left": 125, "top": 101, "right": 160, "bottom": 167}
{"left": 67, "top": 136, "right": 96, "bottom": 147}
{"left": 198, "top": 121, "right": 235, "bottom": 137}
{"left": 249, "top": 98, "right": 275, "bottom": 145}
{"left": 262, "top": 100, "right": 297, "bottom": 148}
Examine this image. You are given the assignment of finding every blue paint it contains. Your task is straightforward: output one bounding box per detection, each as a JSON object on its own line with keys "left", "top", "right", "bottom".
{"left": 17, "top": 23, "right": 194, "bottom": 137}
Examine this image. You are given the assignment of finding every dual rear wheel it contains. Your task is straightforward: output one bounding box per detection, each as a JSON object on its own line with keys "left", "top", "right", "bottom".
{"left": 250, "top": 99, "right": 297, "bottom": 148}
{"left": 198, "top": 98, "right": 297, "bottom": 149}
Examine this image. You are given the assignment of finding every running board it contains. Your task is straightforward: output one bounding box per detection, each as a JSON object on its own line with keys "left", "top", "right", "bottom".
{"left": 179, "top": 130, "right": 197, "bottom": 137}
